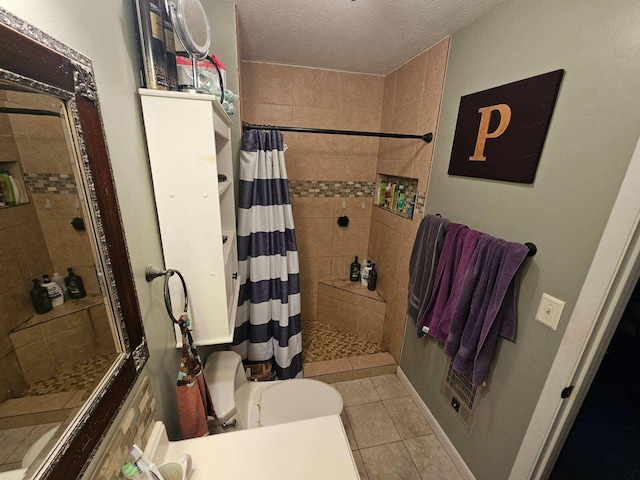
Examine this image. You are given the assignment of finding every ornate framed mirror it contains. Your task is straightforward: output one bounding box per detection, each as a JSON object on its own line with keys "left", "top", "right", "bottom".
{"left": 0, "top": 8, "right": 148, "bottom": 479}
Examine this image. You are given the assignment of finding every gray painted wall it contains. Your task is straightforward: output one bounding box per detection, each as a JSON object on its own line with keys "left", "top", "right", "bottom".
{"left": 400, "top": 1, "right": 640, "bottom": 479}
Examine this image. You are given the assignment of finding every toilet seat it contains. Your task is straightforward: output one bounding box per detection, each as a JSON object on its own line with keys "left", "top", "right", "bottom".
{"left": 252, "top": 380, "right": 343, "bottom": 427}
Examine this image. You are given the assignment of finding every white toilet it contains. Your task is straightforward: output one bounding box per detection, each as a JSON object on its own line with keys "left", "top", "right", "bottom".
{"left": 204, "top": 351, "right": 343, "bottom": 429}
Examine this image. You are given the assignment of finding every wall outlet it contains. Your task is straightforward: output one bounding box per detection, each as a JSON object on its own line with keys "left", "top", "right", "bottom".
{"left": 535, "top": 293, "right": 565, "bottom": 331}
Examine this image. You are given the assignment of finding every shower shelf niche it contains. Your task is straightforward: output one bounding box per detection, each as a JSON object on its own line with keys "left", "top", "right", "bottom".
{"left": 374, "top": 174, "right": 419, "bottom": 219}
{"left": 0, "top": 160, "right": 30, "bottom": 209}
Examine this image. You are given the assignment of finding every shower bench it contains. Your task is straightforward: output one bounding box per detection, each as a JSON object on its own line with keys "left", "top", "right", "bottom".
{"left": 317, "top": 279, "right": 386, "bottom": 345}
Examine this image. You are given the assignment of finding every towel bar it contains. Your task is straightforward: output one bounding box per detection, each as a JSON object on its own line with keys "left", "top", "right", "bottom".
{"left": 145, "top": 265, "right": 189, "bottom": 324}
{"left": 430, "top": 215, "right": 537, "bottom": 257}
{"left": 524, "top": 242, "right": 537, "bottom": 257}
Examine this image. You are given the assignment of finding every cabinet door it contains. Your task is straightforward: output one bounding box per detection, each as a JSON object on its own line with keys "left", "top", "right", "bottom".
{"left": 140, "top": 92, "right": 230, "bottom": 345}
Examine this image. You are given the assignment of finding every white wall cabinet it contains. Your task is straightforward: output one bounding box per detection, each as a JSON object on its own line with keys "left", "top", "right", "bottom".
{"left": 139, "top": 89, "right": 239, "bottom": 346}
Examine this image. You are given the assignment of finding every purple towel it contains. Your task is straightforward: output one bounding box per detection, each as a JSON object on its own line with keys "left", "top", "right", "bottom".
{"left": 417, "top": 225, "right": 482, "bottom": 342}
{"left": 407, "top": 214, "right": 450, "bottom": 324}
{"left": 445, "top": 235, "right": 528, "bottom": 387}
{"left": 444, "top": 234, "right": 492, "bottom": 359}
{"left": 418, "top": 223, "right": 475, "bottom": 342}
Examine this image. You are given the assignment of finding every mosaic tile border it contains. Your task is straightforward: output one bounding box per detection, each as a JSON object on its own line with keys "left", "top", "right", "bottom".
{"left": 415, "top": 191, "right": 427, "bottom": 216}
{"left": 23, "top": 172, "right": 77, "bottom": 194}
{"left": 289, "top": 180, "right": 375, "bottom": 198}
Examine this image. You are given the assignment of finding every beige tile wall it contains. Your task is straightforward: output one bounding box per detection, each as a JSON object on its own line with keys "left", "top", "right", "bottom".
{"left": 369, "top": 37, "right": 450, "bottom": 361}
{"left": 0, "top": 102, "right": 50, "bottom": 402}
{"left": 11, "top": 301, "right": 115, "bottom": 384}
{"left": 7, "top": 92, "right": 101, "bottom": 296}
{"left": 241, "top": 62, "right": 384, "bottom": 322}
{"left": 0, "top": 91, "right": 104, "bottom": 403}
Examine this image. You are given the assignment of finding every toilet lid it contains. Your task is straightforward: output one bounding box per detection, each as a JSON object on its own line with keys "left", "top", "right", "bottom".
{"left": 257, "top": 379, "right": 343, "bottom": 427}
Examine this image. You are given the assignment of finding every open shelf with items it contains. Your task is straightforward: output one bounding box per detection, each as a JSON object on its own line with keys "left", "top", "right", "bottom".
{"left": 373, "top": 174, "right": 419, "bottom": 219}
{"left": 0, "top": 160, "right": 30, "bottom": 209}
{"left": 139, "top": 89, "right": 239, "bottom": 346}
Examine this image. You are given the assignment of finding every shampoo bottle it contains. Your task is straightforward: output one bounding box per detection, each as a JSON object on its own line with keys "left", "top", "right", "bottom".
{"left": 397, "top": 185, "right": 406, "bottom": 211}
{"left": 377, "top": 180, "right": 387, "bottom": 206}
{"left": 65, "top": 268, "right": 86, "bottom": 299}
{"left": 51, "top": 272, "right": 68, "bottom": 300}
{"left": 361, "top": 260, "right": 372, "bottom": 287}
{"left": 30, "top": 279, "right": 53, "bottom": 314}
{"left": 367, "top": 263, "right": 378, "bottom": 291}
{"left": 42, "top": 274, "right": 64, "bottom": 307}
{"left": 350, "top": 256, "right": 361, "bottom": 282}
{"left": 0, "top": 172, "right": 16, "bottom": 206}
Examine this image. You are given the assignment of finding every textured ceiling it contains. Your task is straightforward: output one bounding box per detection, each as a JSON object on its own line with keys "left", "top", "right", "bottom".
{"left": 232, "top": 0, "right": 506, "bottom": 75}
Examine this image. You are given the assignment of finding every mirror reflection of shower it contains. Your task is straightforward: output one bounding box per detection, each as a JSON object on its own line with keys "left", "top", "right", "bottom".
{"left": 0, "top": 84, "right": 120, "bottom": 474}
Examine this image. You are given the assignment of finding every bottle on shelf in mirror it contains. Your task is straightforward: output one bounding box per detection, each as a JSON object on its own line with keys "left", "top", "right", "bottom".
{"left": 65, "top": 268, "right": 87, "bottom": 299}
{"left": 367, "top": 263, "right": 377, "bottom": 291}
{"left": 361, "top": 260, "right": 372, "bottom": 287}
{"left": 42, "top": 274, "right": 64, "bottom": 307}
{"left": 51, "top": 272, "right": 68, "bottom": 300}
{"left": 350, "top": 256, "right": 361, "bottom": 282}
{"left": 0, "top": 169, "right": 26, "bottom": 207}
{"left": 30, "top": 279, "right": 53, "bottom": 314}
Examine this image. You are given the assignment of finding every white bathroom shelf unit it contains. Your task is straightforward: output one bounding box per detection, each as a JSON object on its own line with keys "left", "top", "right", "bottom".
{"left": 139, "top": 89, "right": 239, "bottom": 346}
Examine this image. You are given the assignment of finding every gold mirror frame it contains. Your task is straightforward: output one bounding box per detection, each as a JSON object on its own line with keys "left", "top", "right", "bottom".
{"left": 0, "top": 7, "right": 148, "bottom": 479}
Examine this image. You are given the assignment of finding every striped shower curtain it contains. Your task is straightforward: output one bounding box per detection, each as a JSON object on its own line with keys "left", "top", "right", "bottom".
{"left": 231, "top": 129, "right": 303, "bottom": 379}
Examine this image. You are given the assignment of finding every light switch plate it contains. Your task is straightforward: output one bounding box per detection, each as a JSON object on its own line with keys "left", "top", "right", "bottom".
{"left": 535, "top": 293, "right": 565, "bottom": 331}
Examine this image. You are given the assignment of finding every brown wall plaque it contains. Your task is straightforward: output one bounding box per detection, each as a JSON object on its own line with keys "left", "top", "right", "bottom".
{"left": 448, "top": 69, "right": 564, "bottom": 184}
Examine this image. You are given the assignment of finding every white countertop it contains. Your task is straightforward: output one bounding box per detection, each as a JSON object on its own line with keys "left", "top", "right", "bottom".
{"left": 146, "top": 415, "right": 359, "bottom": 480}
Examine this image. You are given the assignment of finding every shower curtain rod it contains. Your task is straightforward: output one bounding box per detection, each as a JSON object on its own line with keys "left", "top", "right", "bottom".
{"left": 243, "top": 122, "right": 433, "bottom": 143}
{"left": 0, "top": 107, "right": 61, "bottom": 117}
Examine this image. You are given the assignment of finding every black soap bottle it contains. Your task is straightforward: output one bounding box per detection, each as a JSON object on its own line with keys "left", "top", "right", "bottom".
{"left": 350, "top": 256, "right": 361, "bottom": 282}
{"left": 367, "top": 263, "right": 378, "bottom": 291}
{"left": 65, "top": 268, "right": 87, "bottom": 299}
{"left": 30, "top": 279, "right": 53, "bottom": 314}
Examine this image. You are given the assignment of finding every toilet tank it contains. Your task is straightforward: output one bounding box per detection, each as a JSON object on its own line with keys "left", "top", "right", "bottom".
{"left": 204, "top": 351, "right": 247, "bottom": 423}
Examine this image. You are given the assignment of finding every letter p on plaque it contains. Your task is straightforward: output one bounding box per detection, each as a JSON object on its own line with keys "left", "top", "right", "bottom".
{"left": 469, "top": 104, "right": 512, "bottom": 161}
{"left": 448, "top": 69, "right": 564, "bottom": 184}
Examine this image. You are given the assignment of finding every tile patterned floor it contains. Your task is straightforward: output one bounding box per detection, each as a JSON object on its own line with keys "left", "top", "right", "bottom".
{"left": 0, "top": 353, "right": 118, "bottom": 471}
{"left": 335, "top": 374, "right": 463, "bottom": 480}
{"left": 302, "top": 321, "right": 385, "bottom": 363}
{"left": 22, "top": 352, "right": 117, "bottom": 397}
